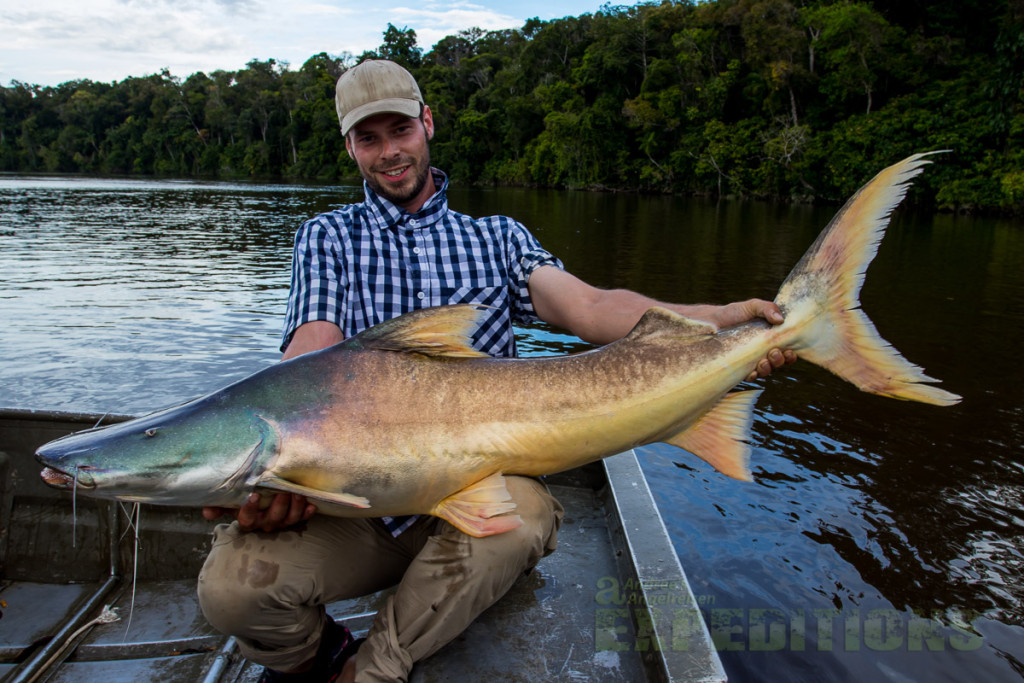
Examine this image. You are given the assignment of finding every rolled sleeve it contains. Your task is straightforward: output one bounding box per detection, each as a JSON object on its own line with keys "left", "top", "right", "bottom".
{"left": 507, "top": 221, "right": 563, "bottom": 324}
{"left": 281, "top": 218, "right": 346, "bottom": 352}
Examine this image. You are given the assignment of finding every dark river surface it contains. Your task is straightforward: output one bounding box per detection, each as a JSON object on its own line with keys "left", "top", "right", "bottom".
{"left": 1, "top": 173, "right": 1022, "bottom": 681}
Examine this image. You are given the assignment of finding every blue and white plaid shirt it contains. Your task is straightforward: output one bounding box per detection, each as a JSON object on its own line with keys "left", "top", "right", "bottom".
{"left": 282, "top": 168, "right": 563, "bottom": 535}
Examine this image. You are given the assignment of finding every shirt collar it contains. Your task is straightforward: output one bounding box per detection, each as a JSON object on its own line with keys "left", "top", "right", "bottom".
{"left": 363, "top": 168, "right": 449, "bottom": 231}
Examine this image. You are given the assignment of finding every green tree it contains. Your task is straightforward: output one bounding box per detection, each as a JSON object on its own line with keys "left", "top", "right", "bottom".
{"left": 804, "top": 2, "right": 900, "bottom": 115}
{"left": 0, "top": 3, "right": 1021, "bottom": 211}
{"left": 366, "top": 24, "right": 423, "bottom": 69}
{"left": 288, "top": 53, "right": 355, "bottom": 179}
{"left": 741, "top": 0, "right": 808, "bottom": 126}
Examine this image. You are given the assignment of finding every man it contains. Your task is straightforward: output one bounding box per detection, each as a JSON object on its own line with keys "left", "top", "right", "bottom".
{"left": 198, "top": 60, "right": 794, "bottom": 682}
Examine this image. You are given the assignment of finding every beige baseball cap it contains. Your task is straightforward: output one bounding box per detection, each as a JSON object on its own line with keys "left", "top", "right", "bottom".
{"left": 335, "top": 60, "right": 424, "bottom": 136}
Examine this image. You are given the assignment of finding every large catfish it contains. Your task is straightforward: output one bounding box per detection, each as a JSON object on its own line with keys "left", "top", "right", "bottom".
{"left": 37, "top": 153, "right": 960, "bottom": 536}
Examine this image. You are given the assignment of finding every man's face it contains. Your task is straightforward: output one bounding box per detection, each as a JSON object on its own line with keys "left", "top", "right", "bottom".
{"left": 345, "top": 109, "right": 435, "bottom": 213}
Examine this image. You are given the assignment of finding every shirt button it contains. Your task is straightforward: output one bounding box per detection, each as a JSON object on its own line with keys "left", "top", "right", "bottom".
{"left": 409, "top": 219, "right": 419, "bottom": 227}
{"left": 417, "top": 292, "right": 426, "bottom": 300}
{"left": 413, "top": 247, "right": 421, "bottom": 255}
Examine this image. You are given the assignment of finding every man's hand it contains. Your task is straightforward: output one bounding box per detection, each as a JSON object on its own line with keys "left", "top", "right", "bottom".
{"left": 202, "top": 320, "right": 337, "bottom": 532}
{"left": 202, "top": 493, "right": 316, "bottom": 533}
{"left": 746, "top": 347, "right": 796, "bottom": 381}
{"left": 708, "top": 298, "right": 785, "bottom": 328}
{"left": 711, "top": 298, "right": 797, "bottom": 381}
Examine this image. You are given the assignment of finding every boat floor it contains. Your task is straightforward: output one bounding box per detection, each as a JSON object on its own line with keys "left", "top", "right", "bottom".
{"left": 2, "top": 483, "right": 643, "bottom": 682}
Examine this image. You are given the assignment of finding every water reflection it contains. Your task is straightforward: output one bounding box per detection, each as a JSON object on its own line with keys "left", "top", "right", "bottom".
{"left": 1, "top": 176, "right": 361, "bottom": 412}
{"left": 2, "top": 175, "right": 1023, "bottom": 681}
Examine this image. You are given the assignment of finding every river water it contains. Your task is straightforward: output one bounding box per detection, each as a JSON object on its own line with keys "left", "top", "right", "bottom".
{"left": 1, "top": 173, "right": 1022, "bottom": 681}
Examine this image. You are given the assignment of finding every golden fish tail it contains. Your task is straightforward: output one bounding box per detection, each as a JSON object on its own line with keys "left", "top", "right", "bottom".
{"left": 775, "top": 152, "right": 960, "bottom": 406}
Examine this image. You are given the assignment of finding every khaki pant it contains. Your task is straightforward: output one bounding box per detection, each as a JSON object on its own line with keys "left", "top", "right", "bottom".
{"left": 197, "top": 475, "right": 563, "bottom": 682}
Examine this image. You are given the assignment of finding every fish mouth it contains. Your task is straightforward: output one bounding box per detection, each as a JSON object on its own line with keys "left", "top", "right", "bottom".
{"left": 39, "top": 466, "right": 96, "bottom": 490}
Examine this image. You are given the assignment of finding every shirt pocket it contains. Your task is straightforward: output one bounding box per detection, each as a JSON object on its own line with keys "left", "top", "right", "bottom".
{"left": 443, "top": 279, "right": 509, "bottom": 308}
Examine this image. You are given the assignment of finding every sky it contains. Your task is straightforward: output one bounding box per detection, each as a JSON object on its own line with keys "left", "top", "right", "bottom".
{"left": 1, "top": 0, "right": 617, "bottom": 87}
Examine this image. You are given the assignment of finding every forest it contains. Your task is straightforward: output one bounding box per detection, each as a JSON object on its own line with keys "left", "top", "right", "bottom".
{"left": 1, "top": 0, "right": 1022, "bottom": 211}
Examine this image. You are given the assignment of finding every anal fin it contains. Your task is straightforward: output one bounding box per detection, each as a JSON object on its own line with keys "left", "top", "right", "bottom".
{"left": 257, "top": 474, "right": 371, "bottom": 509}
{"left": 429, "top": 472, "right": 523, "bottom": 537}
{"left": 663, "top": 389, "right": 762, "bottom": 481}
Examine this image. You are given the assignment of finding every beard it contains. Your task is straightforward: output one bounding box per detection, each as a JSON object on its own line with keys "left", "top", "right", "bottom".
{"left": 364, "top": 150, "right": 432, "bottom": 209}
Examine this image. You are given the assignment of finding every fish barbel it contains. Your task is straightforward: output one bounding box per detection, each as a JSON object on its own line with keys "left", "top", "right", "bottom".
{"left": 37, "top": 153, "right": 960, "bottom": 536}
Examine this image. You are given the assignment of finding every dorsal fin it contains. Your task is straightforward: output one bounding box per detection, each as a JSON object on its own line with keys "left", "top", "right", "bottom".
{"left": 346, "top": 304, "right": 490, "bottom": 358}
{"left": 623, "top": 306, "right": 718, "bottom": 343}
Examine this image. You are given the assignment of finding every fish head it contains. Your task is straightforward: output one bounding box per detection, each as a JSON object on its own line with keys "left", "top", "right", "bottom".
{"left": 35, "top": 398, "right": 275, "bottom": 507}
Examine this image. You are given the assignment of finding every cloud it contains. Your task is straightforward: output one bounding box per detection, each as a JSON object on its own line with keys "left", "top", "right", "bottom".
{"left": 290, "top": 2, "right": 353, "bottom": 16}
{"left": 99, "top": 17, "right": 244, "bottom": 56}
{"left": 0, "top": 0, "right": 603, "bottom": 86}
{"left": 391, "top": 4, "right": 520, "bottom": 32}
{"left": 115, "top": 0, "right": 260, "bottom": 12}
{"left": 362, "top": 2, "right": 521, "bottom": 55}
{"left": 2, "top": 1, "right": 275, "bottom": 82}
{"left": 3, "top": 3, "right": 245, "bottom": 56}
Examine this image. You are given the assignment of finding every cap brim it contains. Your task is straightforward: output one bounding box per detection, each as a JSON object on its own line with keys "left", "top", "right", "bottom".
{"left": 341, "top": 98, "right": 422, "bottom": 136}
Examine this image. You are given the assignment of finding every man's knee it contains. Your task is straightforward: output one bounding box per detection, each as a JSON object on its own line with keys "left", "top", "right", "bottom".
{"left": 484, "top": 476, "right": 563, "bottom": 566}
{"left": 197, "top": 523, "right": 301, "bottom": 633}
{"left": 197, "top": 536, "right": 263, "bottom": 632}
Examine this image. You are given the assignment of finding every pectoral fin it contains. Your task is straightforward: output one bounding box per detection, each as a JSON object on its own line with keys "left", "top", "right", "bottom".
{"left": 429, "top": 472, "right": 523, "bottom": 537}
{"left": 663, "top": 390, "right": 762, "bottom": 481}
{"left": 257, "top": 474, "right": 371, "bottom": 509}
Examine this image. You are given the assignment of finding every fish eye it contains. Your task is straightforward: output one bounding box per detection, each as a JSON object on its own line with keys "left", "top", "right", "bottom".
{"left": 144, "top": 428, "right": 158, "bottom": 437}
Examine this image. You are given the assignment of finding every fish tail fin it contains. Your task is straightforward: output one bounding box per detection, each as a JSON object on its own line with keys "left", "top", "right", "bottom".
{"left": 776, "top": 152, "right": 960, "bottom": 406}
{"left": 429, "top": 472, "right": 523, "bottom": 537}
